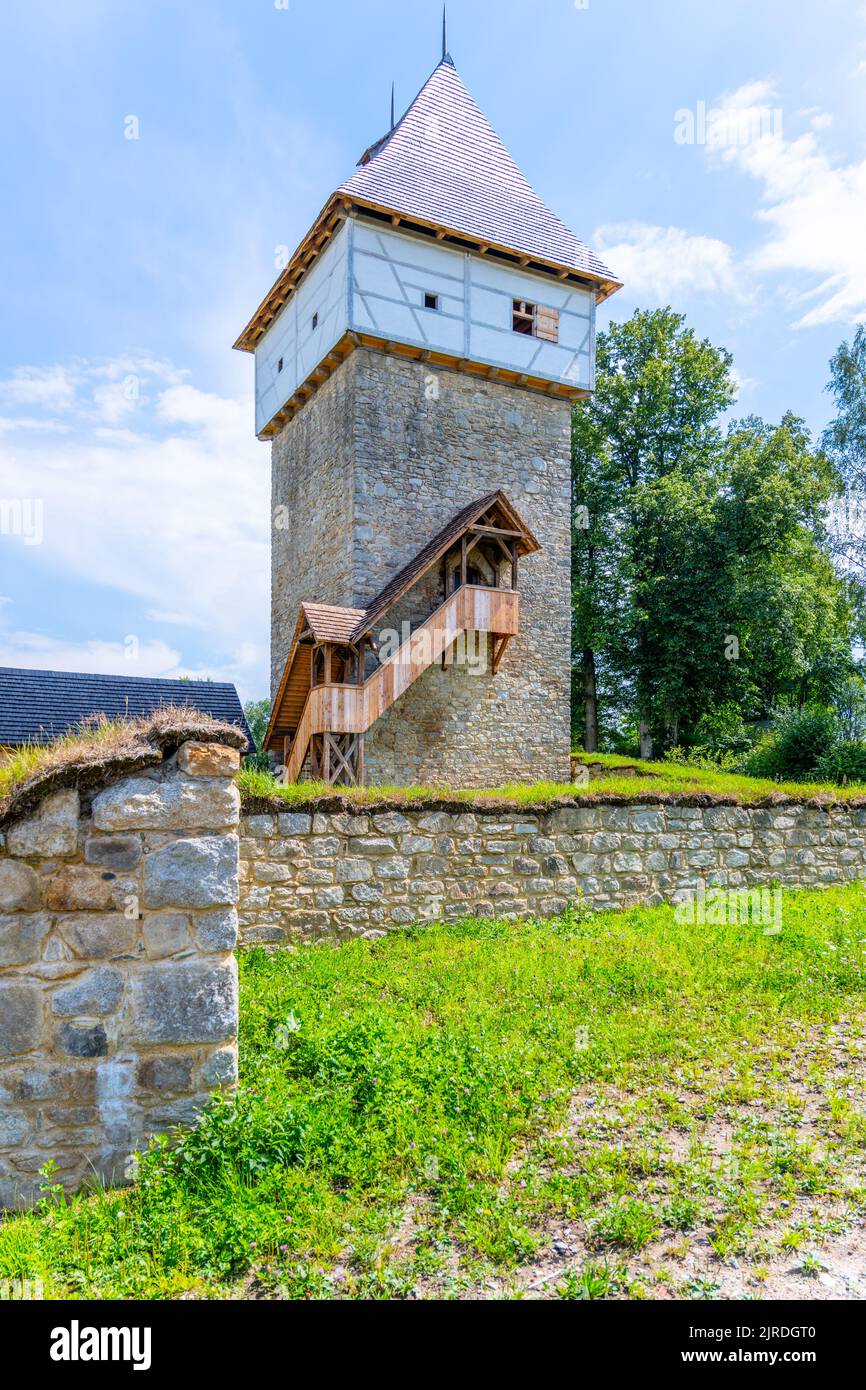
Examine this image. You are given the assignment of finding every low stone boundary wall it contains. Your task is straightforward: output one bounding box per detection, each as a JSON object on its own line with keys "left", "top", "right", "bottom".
{"left": 238, "top": 800, "right": 866, "bottom": 946}
{"left": 0, "top": 737, "right": 242, "bottom": 1209}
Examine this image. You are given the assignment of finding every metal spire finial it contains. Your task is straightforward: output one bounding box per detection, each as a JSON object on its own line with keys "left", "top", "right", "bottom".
{"left": 390, "top": 81, "right": 395, "bottom": 130}
{"left": 442, "top": 4, "right": 447, "bottom": 61}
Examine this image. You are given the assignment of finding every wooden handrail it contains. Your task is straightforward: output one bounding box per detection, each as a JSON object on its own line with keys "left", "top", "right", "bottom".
{"left": 284, "top": 585, "right": 519, "bottom": 782}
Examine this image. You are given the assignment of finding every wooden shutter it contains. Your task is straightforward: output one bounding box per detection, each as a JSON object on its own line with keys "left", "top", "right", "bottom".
{"left": 536, "top": 305, "right": 560, "bottom": 343}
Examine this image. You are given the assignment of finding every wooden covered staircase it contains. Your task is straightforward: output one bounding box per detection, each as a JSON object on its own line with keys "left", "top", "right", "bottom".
{"left": 284, "top": 585, "right": 518, "bottom": 784}
{"left": 264, "top": 491, "right": 540, "bottom": 786}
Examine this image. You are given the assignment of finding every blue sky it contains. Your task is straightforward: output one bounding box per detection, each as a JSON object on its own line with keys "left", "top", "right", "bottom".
{"left": 1, "top": 0, "right": 864, "bottom": 702}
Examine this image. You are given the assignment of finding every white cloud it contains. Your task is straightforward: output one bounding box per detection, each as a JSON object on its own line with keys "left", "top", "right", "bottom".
{"left": 0, "top": 631, "right": 182, "bottom": 678}
{"left": 0, "top": 367, "right": 76, "bottom": 411}
{"left": 704, "top": 82, "right": 866, "bottom": 327}
{"left": 0, "top": 354, "right": 269, "bottom": 698}
{"left": 730, "top": 366, "right": 759, "bottom": 398}
{"left": 594, "top": 222, "right": 741, "bottom": 302}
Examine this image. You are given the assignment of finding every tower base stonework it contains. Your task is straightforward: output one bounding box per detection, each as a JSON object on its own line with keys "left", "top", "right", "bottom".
{"left": 271, "top": 349, "right": 573, "bottom": 787}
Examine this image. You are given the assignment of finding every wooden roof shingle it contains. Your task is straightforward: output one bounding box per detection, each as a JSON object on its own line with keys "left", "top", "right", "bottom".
{"left": 302, "top": 603, "right": 368, "bottom": 644}
{"left": 342, "top": 59, "right": 618, "bottom": 285}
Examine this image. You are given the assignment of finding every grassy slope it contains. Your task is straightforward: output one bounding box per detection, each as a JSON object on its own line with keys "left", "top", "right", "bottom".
{"left": 238, "top": 756, "right": 866, "bottom": 809}
{"left": 2, "top": 883, "right": 865, "bottom": 1300}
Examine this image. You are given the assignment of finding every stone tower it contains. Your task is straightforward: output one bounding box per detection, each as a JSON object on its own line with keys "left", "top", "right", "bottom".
{"left": 235, "top": 54, "right": 620, "bottom": 787}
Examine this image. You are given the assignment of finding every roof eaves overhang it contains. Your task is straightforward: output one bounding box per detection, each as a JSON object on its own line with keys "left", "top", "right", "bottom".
{"left": 234, "top": 197, "right": 622, "bottom": 355}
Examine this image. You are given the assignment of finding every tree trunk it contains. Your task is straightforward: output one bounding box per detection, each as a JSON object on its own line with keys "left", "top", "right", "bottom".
{"left": 639, "top": 719, "right": 654, "bottom": 761}
{"left": 583, "top": 649, "right": 599, "bottom": 753}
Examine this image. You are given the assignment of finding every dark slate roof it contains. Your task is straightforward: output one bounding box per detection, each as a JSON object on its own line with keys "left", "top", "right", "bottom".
{"left": 340, "top": 59, "right": 618, "bottom": 284}
{"left": 0, "top": 668, "right": 256, "bottom": 753}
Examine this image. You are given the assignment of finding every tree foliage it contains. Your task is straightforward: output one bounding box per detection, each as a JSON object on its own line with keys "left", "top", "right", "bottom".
{"left": 572, "top": 309, "right": 856, "bottom": 756}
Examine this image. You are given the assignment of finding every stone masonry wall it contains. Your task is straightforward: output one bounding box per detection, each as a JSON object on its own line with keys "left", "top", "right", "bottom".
{"left": 0, "top": 741, "right": 241, "bottom": 1209}
{"left": 271, "top": 360, "right": 356, "bottom": 698}
{"left": 270, "top": 348, "right": 573, "bottom": 787}
{"left": 238, "top": 801, "right": 866, "bottom": 946}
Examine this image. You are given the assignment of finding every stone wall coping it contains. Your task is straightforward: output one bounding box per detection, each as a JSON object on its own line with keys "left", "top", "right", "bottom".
{"left": 1, "top": 721, "right": 247, "bottom": 834}
{"left": 241, "top": 789, "right": 866, "bottom": 819}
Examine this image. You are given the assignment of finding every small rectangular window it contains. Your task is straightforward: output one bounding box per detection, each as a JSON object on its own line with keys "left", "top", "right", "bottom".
{"left": 424, "top": 292, "right": 440, "bottom": 311}
{"left": 512, "top": 299, "right": 559, "bottom": 343}
{"left": 311, "top": 312, "right": 319, "bottom": 330}
{"left": 513, "top": 299, "right": 536, "bottom": 336}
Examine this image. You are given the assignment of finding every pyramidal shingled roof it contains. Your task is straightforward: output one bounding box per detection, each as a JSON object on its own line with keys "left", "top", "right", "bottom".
{"left": 340, "top": 58, "right": 618, "bottom": 285}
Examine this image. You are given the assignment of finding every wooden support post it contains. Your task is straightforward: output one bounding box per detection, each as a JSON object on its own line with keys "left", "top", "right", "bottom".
{"left": 356, "top": 733, "right": 365, "bottom": 787}
{"left": 511, "top": 542, "right": 519, "bottom": 593}
{"left": 460, "top": 535, "right": 467, "bottom": 589}
{"left": 492, "top": 636, "right": 512, "bottom": 675}
{"left": 322, "top": 732, "right": 331, "bottom": 785}
{"left": 357, "top": 639, "right": 366, "bottom": 687}
{"left": 323, "top": 645, "right": 332, "bottom": 686}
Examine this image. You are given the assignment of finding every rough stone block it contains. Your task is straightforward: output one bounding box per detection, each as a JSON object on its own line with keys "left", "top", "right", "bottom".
{"left": 143, "top": 835, "right": 239, "bottom": 909}
{"left": 137, "top": 1055, "right": 194, "bottom": 1093}
{"left": 142, "top": 913, "right": 191, "bottom": 959}
{"left": 372, "top": 813, "right": 412, "bottom": 834}
{"left": 57, "top": 913, "right": 139, "bottom": 960}
{"left": 0, "top": 861, "right": 41, "bottom": 912}
{"left": 51, "top": 967, "right": 124, "bottom": 1017}
{"left": 244, "top": 815, "right": 276, "bottom": 837}
{"left": 45, "top": 866, "right": 118, "bottom": 912}
{"left": 0, "top": 913, "right": 51, "bottom": 967}
{"left": 6, "top": 791, "right": 79, "bottom": 858}
{"left": 194, "top": 908, "right": 239, "bottom": 952}
{"left": 84, "top": 835, "right": 142, "bottom": 871}
{"left": 201, "top": 1048, "right": 238, "bottom": 1088}
{"left": 56, "top": 1022, "right": 108, "bottom": 1058}
{"left": 277, "top": 813, "right": 313, "bottom": 835}
{"left": 129, "top": 958, "right": 238, "bottom": 1044}
{"left": 177, "top": 741, "right": 241, "bottom": 777}
{"left": 336, "top": 858, "right": 373, "bottom": 884}
{"left": 93, "top": 777, "right": 239, "bottom": 832}
{"left": 316, "top": 886, "right": 345, "bottom": 908}
{"left": 375, "top": 858, "right": 411, "bottom": 880}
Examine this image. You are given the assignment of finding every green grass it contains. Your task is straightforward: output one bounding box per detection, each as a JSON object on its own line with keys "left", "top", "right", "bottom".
{"left": 238, "top": 754, "right": 866, "bottom": 810}
{"left": 3, "top": 882, "right": 866, "bottom": 1300}
{"left": 0, "top": 708, "right": 240, "bottom": 814}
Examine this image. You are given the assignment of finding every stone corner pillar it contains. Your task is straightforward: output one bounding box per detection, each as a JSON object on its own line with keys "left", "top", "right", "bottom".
{"left": 0, "top": 737, "right": 242, "bottom": 1209}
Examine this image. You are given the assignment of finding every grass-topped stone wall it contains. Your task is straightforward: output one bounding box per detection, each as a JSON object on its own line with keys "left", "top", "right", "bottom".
{"left": 238, "top": 760, "right": 866, "bottom": 945}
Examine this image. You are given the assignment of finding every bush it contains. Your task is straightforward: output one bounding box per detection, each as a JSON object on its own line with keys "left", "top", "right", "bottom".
{"left": 692, "top": 705, "right": 757, "bottom": 760}
{"left": 736, "top": 706, "right": 839, "bottom": 782}
{"left": 815, "top": 741, "right": 866, "bottom": 787}
{"left": 663, "top": 745, "right": 740, "bottom": 772}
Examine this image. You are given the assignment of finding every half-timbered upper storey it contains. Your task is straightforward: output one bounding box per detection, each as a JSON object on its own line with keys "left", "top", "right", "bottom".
{"left": 235, "top": 56, "right": 621, "bottom": 439}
